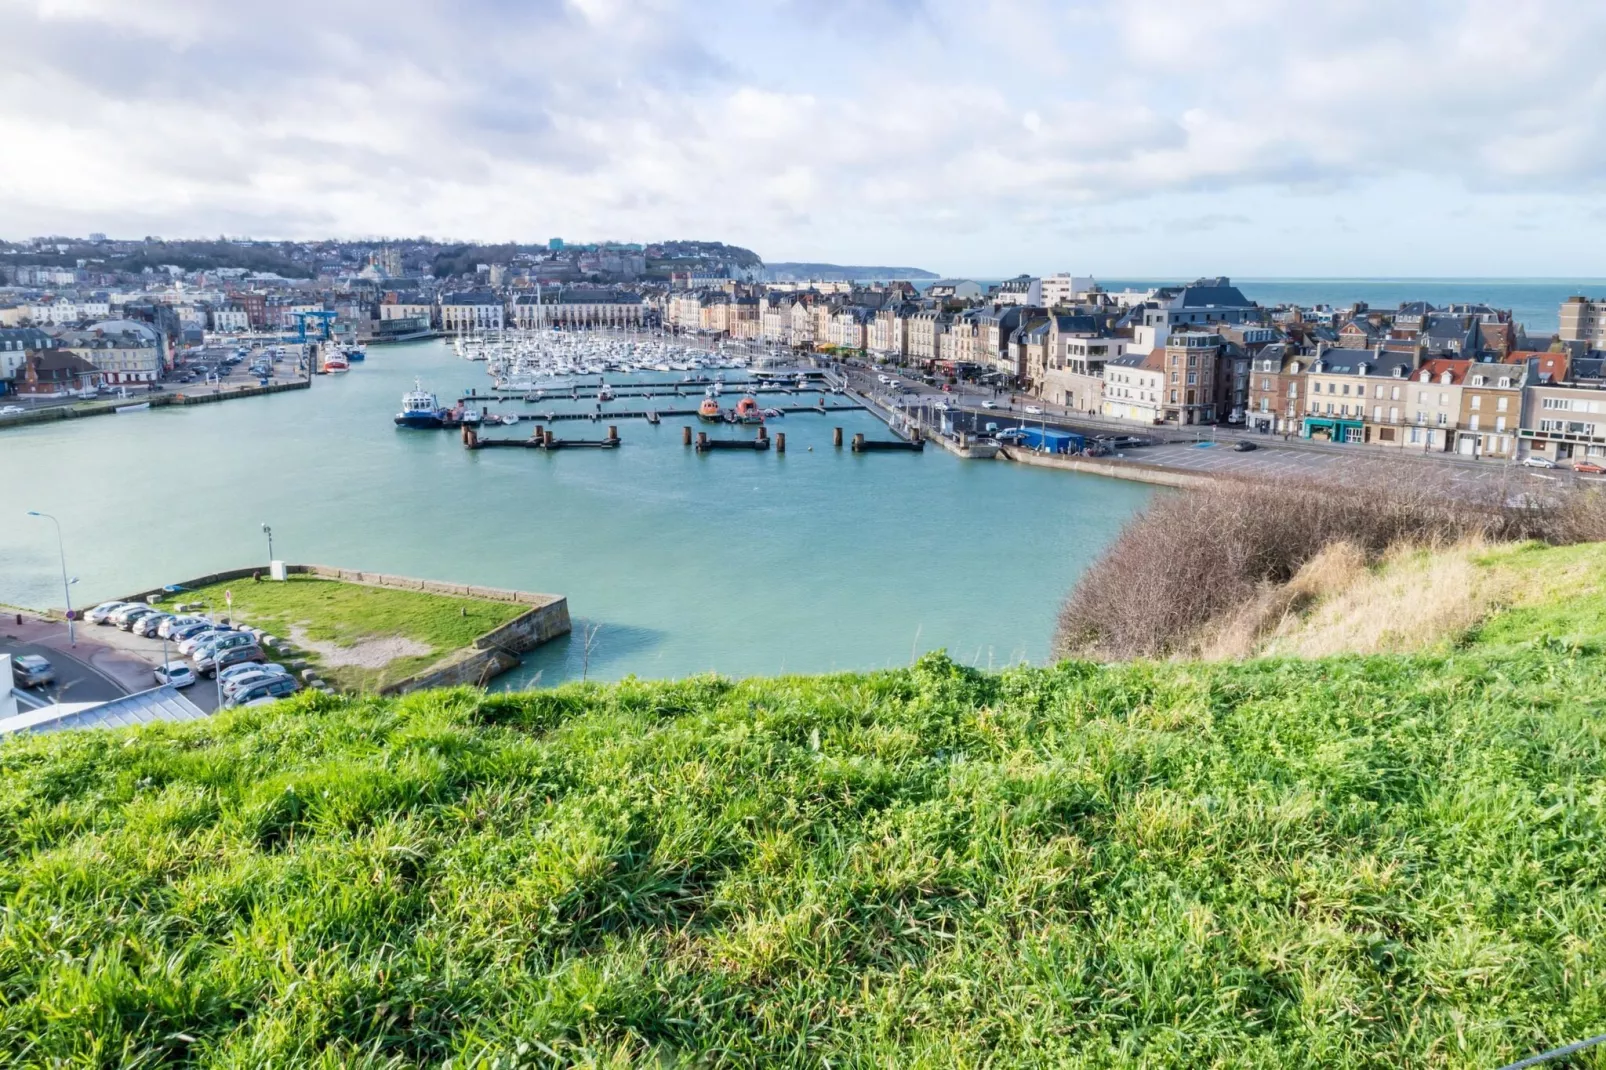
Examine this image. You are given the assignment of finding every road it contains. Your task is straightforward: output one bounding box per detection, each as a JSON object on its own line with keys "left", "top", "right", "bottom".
{"left": 823, "top": 357, "right": 1575, "bottom": 491}
{"left": 1, "top": 636, "right": 125, "bottom": 710}
{"left": 1, "top": 616, "right": 223, "bottom": 713}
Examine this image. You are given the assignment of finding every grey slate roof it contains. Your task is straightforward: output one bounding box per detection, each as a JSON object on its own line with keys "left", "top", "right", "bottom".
{"left": 0, "top": 685, "right": 207, "bottom": 738}
{"left": 1312, "top": 352, "right": 1415, "bottom": 378}
{"left": 1166, "top": 278, "right": 1254, "bottom": 309}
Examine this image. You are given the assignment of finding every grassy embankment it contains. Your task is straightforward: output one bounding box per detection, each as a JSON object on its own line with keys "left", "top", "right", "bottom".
{"left": 2, "top": 550, "right": 1606, "bottom": 1066}
{"left": 181, "top": 575, "right": 525, "bottom": 692}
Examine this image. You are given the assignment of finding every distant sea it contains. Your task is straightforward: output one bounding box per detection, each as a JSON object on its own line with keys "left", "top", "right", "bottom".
{"left": 945, "top": 278, "right": 1606, "bottom": 337}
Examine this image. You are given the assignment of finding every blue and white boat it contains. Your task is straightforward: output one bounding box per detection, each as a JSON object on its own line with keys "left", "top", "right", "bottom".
{"left": 395, "top": 381, "right": 446, "bottom": 429}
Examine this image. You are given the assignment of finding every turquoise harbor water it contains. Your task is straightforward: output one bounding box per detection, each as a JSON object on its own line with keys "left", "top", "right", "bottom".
{"left": 0, "top": 340, "right": 1153, "bottom": 686}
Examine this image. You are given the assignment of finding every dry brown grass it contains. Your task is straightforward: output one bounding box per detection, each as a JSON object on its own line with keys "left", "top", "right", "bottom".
{"left": 1054, "top": 470, "right": 1606, "bottom": 661}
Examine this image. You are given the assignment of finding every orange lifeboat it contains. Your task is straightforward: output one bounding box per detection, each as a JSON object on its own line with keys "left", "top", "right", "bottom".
{"left": 734, "top": 396, "right": 762, "bottom": 423}
{"left": 698, "top": 397, "right": 723, "bottom": 422}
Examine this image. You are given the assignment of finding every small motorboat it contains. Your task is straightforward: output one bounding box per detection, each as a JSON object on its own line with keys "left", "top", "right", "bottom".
{"left": 395, "top": 380, "right": 445, "bottom": 428}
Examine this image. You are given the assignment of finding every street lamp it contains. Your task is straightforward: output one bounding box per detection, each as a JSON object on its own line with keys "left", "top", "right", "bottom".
{"left": 261, "top": 523, "right": 274, "bottom": 564}
{"left": 26, "top": 510, "right": 76, "bottom": 645}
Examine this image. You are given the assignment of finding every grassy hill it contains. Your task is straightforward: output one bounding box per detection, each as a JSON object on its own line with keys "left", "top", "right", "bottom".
{"left": 3, "top": 556, "right": 1606, "bottom": 1066}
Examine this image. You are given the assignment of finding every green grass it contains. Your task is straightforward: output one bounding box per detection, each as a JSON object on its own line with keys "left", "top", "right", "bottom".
{"left": 3, "top": 633, "right": 1606, "bottom": 1066}
{"left": 177, "top": 575, "right": 525, "bottom": 692}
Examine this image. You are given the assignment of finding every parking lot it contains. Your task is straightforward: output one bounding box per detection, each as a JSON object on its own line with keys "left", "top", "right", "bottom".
{"left": 2, "top": 605, "right": 310, "bottom": 715}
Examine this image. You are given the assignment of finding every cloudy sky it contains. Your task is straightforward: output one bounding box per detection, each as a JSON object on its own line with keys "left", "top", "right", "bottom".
{"left": 3, "top": 0, "right": 1604, "bottom": 276}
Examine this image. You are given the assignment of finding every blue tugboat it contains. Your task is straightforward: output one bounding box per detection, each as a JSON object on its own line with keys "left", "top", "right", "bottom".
{"left": 395, "top": 380, "right": 446, "bottom": 429}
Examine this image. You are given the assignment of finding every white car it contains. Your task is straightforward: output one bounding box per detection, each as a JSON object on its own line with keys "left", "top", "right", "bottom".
{"left": 981, "top": 400, "right": 998, "bottom": 409}
{"left": 1522, "top": 455, "right": 1558, "bottom": 469}
{"left": 0, "top": 405, "right": 25, "bottom": 416}
{"left": 876, "top": 374, "right": 888, "bottom": 383}
{"left": 1024, "top": 405, "right": 1044, "bottom": 415}
{"left": 154, "top": 661, "right": 197, "bottom": 688}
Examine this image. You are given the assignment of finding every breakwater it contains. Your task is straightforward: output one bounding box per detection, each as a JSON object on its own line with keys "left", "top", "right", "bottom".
{"left": 0, "top": 378, "right": 310, "bottom": 431}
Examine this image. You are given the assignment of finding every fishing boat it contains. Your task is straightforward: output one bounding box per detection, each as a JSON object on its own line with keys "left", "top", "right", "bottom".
{"left": 598, "top": 384, "right": 615, "bottom": 402}
{"left": 698, "top": 397, "right": 723, "bottom": 422}
{"left": 346, "top": 345, "right": 366, "bottom": 362}
{"left": 321, "top": 344, "right": 349, "bottom": 372}
{"left": 394, "top": 381, "right": 446, "bottom": 429}
{"left": 734, "top": 396, "right": 763, "bottom": 424}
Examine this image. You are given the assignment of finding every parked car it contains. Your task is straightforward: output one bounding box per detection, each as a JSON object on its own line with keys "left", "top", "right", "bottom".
{"left": 158, "top": 615, "right": 207, "bottom": 639}
{"left": 10, "top": 654, "right": 54, "bottom": 688}
{"left": 197, "top": 643, "right": 266, "bottom": 678}
{"left": 1024, "top": 405, "right": 1043, "bottom": 415}
{"left": 133, "top": 613, "right": 176, "bottom": 638}
{"left": 191, "top": 632, "right": 255, "bottom": 662}
{"left": 981, "top": 400, "right": 998, "bottom": 409}
{"left": 1522, "top": 455, "right": 1559, "bottom": 469}
{"left": 984, "top": 422, "right": 999, "bottom": 433}
{"left": 168, "top": 621, "right": 215, "bottom": 643}
{"left": 1573, "top": 461, "right": 1605, "bottom": 474}
{"left": 1233, "top": 441, "right": 1259, "bottom": 452}
{"left": 87, "top": 601, "right": 134, "bottom": 625}
{"left": 114, "top": 605, "right": 159, "bottom": 630}
{"left": 0, "top": 404, "right": 25, "bottom": 416}
{"left": 225, "top": 674, "right": 300, "bottom": 707}
{"left": 179, "top": 628, "right": 236, "bottom": 655}
{"left": 154, "top": 661, "right": 197, "bottom": 688}
{"left": 218, "top": 661, "right": 287, "bottom": 686}
{"left": 222, "top": 667, "right": 292, "bottom": 699}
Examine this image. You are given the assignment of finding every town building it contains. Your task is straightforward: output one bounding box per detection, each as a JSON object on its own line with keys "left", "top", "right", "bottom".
{"left": 1159, "top": 331, "right": 1225, "bottom": 425}
{"left": 1040, "top": 274, "right": 1096, "bottom": 308}
{"left": 1520, "top": 367, "right": 1606, "bottom": 467}
{"left": 1559, "top": 296, "right": 1606, "bottom": 347}
{"left": 1302, "top": 349, "right": 1417, "bottom": 445}
{"left": 1456, "top": 362, "right": 1523, "bottom": 460}
{"left": 1245, "top": 344, "right": 1306, "bottom": 435}
{"left": 926, "top": 279, "right": 984, "bottom": 302}
{"left": 1102, "top": 349, "right": 1165, "bottom": 424}
{"left": 58, "top": 322, "right": 163, "bottom": 385}
{"left": 440, "top": 291, "right": 504, "bottom": 332}
{"left": 14, "top": 350, "right": 101, "bottom": 397}
{"left": 0, "top": 327, "right": 57, "bottom": 394}
{"left": 514, "top": 289, "right": 647, "bottom": 329}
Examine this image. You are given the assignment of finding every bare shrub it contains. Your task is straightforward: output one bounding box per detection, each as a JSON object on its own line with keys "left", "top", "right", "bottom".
{"left": 1054, "top": 469, "right": 1606, "bottom": 661}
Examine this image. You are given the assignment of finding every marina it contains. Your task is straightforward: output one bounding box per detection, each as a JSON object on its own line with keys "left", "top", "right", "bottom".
{"left": 0, "top": 334, "right": 1157, "bottom": 686}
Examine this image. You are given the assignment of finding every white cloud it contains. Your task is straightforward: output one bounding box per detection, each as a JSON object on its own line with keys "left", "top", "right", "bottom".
{"left": 0, "top": 0, "right": 1603, "bottom": 273}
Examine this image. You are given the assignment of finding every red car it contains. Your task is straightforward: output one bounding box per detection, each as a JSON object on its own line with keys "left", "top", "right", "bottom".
{"left": 1573, "top": 461, "right": 1605, "bottom": 474}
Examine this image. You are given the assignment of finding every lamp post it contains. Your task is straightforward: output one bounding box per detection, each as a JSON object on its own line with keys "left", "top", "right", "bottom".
{"left": 262, "top": 523, "right": 274, "bottom": 565}
{"left": 26, "top": 510, "right": 76, "bottom": 645}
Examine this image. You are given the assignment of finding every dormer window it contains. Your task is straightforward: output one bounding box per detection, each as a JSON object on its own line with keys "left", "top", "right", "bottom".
{"left": 1498, "top": 377, "right": 1511, "bottom": 388}
{"left": 1471, "top": 375, "right": 1485, "bottom": 386}
{"left": 1440, "top": 371, "right": 1452, "bottom": 385}
{"left": 1419, "top": 370, "right": 1431, "bottom": 382}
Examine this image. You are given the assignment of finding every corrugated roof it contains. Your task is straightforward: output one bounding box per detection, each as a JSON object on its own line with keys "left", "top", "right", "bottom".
{"left": 0, "top": 685, "right": 208, "bottom": 738}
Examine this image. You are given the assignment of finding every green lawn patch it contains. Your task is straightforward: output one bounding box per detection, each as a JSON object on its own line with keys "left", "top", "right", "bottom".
{"left": 177, "top": 575, "right": 525, "bottom": 692}
{"left": 2, "top": 641, "right": 1606, "bottom": 1065}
